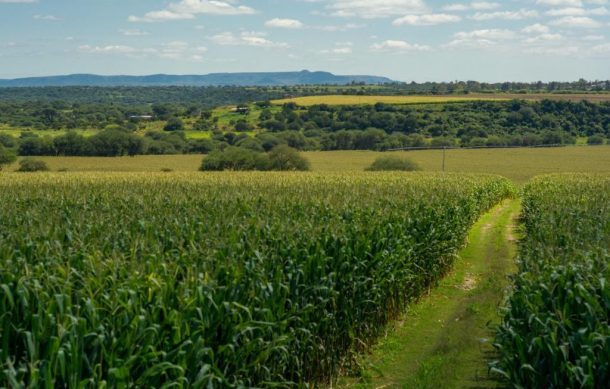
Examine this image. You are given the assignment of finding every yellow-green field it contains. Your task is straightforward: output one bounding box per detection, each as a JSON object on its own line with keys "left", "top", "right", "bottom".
{"left": 3, "top": 146, "right": 609, "bottom": 184}
{"left": 271, "top": 95, "right": 506, "bottom": 106}
{"left": 272, "top": 93, "right": 610, "bottom": 106}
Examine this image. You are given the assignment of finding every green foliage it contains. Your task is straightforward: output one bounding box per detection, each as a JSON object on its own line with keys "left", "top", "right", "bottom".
{"left": 0, "top": 145, "right": 17, "bottom": 170}
{"left": 268, "top": 145, "right": 310, "bottom": 171}
{"left": 163, "top": 117, "right": 185, "bottom": 132}
{"left": 366, "top": 156, "right": 421, "bottom": 171}
{"left": 0, "top": 173, "right": 514, "bottom": 386}
{"left": 16, "top": 158, "right": 49, "bottom": 172}
{"left": 200, "top": 146, "right": 270, "bottom": 171}
{"left": 588, "top": 134, "right": 605, "bottom": 145}
{"left": 493, "top": 174, "right": 610, "bottom": 388}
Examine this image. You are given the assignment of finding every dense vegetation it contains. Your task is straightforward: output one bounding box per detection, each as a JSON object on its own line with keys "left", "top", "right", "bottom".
{"left": 0, "top": 98, "right": 608, "bottom": 157}
{"left": 0, "top": 173, "right": 513, "bottom": 387}
{"left": 494, "top": 174, "right": 610, "bottom": 388}
{"left": 0, "top": 79, "right": 608, "bottom": 104}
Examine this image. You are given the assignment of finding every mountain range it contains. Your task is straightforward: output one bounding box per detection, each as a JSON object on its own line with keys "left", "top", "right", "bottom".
{"left": 0, "top": 71, "right": 394, "bottom": 87}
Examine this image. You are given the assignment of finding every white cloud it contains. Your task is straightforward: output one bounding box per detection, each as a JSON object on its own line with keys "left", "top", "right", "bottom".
{"left": 209, "top": 31, "right": 289, "bottom": 48}
{"left": 314, "top": 23, "right": 364, "bottom": 31}
{"left": 524, "top": 45, "right": 580, "bottom": 55}
{"left": 265, "top": 18, "right": 304, "bottom": 29}
{"left": 33, "top": 14, "right": 59, "bottom": 21}
{"left": 120, "top": 29, "right": 149, "bottom": 36}
{"left": 537, "top": 0, "right": 583, "bottom": 6}
{"left": 442, "top": 2, "right": 500, "bottom": 11}
{"left": 393, "top": 13, "right": 461, "bottom": 25}
{"left": 546, "top": 6, "right": 609, "bottom": 15}
{"left": 129, "top": 0, "right": 256, "bottom": 22}
{"left": 550, "top": 15, "right": 602, "bottom": 27}
{"left": 470, "top": 9, "right": 539, "bottom": 20}
{"left": 79, "top": 41, "right": 208, "bottom": 61}
{"left": 445, "top": 29, "right": 516, "bottom": 48}
{"left": 320, "top": 43, "right": 354, "bottom": 55}
{"left": 522, "top": 23, "right": 550, "bottom": 33}
{"left": 327, "top": 0, "right": 428, "bottom": 18}
{"left": 591, "top": 42, "right": 610, "bottom": 54}
{"left": 524, "top": 33, "right": 563, "bottom": 43}
{"left": 369, "top": 39, "right": 431, "bottom": 51}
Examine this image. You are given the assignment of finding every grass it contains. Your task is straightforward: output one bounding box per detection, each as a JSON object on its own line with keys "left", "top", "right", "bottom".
{"left": 3, "top": 147, "right": 609, "bottom": 184}
{"left": 339, "top": 199, "right": 520, "bottom": 388}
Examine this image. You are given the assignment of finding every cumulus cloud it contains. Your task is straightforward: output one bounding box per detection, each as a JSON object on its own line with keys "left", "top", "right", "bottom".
{"left": 265, "top": 18, "right": 304, "bottom": 29}
{"left": 545, "top": 6, "right": 609, "bottom": 15}
{"left": 78, "top": 42, "right": 208, "bottom": 61}
{"left": 444, "top": 29, "right": 516, "bottom": 48}
{"left": 549, "top": 15, "right": 602, "bottom": 27}
{"left": 209, "top": 31, "right": 289, "bottom": 48}
{"left": 522, "top": 23, "right": 550, "bottom": 33}
{"left": 369, "top": 39, "right": 431, "bottom": 51}
{"left": 442, "top": 2, "right": 500, "bottom": 11}
{"left": 129, "top": 0, "right": 256, "bottom": 22}
{"left": 327, "top": 0, "right": 428, "bottom": 18}
{"left": 393, "top": 13, "right": 461, "bottom": 26}
{"left": 470, "top": 9, "right": 539, "bottom": 20}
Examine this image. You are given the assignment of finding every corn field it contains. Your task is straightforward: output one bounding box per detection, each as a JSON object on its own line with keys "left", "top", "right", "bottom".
{"left": 0, "top": 172, "right": 514, "bottom": 387}
{"left": 494, "top": 174, "right": 610, "bottom": 388}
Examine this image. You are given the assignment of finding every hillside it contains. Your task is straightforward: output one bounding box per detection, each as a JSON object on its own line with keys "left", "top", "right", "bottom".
{"left": 0, "top": 70, "right": 393, "bottom": 87}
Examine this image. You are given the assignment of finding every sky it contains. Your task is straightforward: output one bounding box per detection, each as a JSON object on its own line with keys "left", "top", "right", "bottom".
{"left": 0, "top": 0, "right": 609, "bottom": 82}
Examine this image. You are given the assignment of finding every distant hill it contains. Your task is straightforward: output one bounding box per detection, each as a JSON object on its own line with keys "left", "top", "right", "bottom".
{"left": 0, "top": 71, "right": 394, "bottom": 87}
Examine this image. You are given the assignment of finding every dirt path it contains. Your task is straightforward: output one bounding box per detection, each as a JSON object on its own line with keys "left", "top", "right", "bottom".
{"left": 338, "top": 199, "right": 521, "bottom": 389}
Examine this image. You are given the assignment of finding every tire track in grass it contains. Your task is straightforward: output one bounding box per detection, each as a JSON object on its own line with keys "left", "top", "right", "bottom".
{"left": 338, "top": 199, "right": 521, "bottom": 389}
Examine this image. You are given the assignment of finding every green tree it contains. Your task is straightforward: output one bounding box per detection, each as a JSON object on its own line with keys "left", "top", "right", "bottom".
{"left": 268, "top": 145, "right": 310, "bottom": 171}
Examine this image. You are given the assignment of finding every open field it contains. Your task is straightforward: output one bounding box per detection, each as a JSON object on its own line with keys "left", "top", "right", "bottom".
{"left": 271, "top": 93, "right": 610, "bottom": 106}
{"left": 3, "top": 146, "right": 609, "bottom": 183}
{"left": 0, "top": 172, "right": 513, "bottom": 387}
{"left": 271, "top": 95, "right": 507, "bottom": 106}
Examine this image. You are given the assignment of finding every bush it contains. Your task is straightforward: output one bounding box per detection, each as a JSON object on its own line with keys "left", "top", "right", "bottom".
{"left": 200, "top": 146, "right": 270, "bottom": 171}
{"left": 587, "top": 134, "right": 605, "bottom": 145}
{"left": 0, "top": 145, "right": 17, "bottom": 170}
{"left": 268, "top": 145, "right": 310, "bottom": 171}
{"left": 17, "top": 158, "right": 49, "bottom": 172}
{"left": 366, "top": 156, "right": 421, "bottom": 172}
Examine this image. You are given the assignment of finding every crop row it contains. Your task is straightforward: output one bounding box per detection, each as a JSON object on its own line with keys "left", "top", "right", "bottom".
{"left": 0, "top": 172, "right": 513, "bottom": 387}
{"left": 494, "top": 174, "right": 610, "bottom": 388}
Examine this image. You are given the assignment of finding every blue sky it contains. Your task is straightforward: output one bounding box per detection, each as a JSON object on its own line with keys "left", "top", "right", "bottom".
{"left": 0, "top": 0, "right": 609, "bottom": 81}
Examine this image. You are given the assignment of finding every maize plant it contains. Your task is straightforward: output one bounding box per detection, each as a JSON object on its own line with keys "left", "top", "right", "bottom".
{"left": 494, "top": 174, "right": 610, "bottom": 389}
{"left": 0, "top": 172, "right": 514, "bottom": 387}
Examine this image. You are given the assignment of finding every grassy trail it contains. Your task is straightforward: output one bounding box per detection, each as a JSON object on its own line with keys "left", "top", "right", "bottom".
{"left": 339, "top": 199, "right": 521, "bottom": 388}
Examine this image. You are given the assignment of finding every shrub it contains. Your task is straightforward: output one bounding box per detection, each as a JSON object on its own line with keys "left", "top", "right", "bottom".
{"left": 366, "top": 156, "right": 421, "bottom": 172}
{"left": 587, "top": 134, "right": 605, "bottom": 145}
{"left": 268, "top": 145, "right": 310, "bottom": 171}
{"left": 200, "top": 146, "right": 270, "bottom": 171}
{"left": 17, "top": 158, "right": 49, "bottom": 172}
{"left": 0, "top": 145, "right": 17, "bottom": 170}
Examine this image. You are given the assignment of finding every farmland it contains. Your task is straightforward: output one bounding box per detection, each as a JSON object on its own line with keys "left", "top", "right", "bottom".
{"left": 271, "top": 93, "right": 610, "bottom": 106}
{"left": 2, "top": 146, "right": 609, "bottom": 184}
{"left": 0, "top": 172, "right": 513, "bottom": 387}
{"left": 494, "top": 174, "right": 610, "bottom": 387}
{"left": 271, "top": 95, "right": 507, "bottom": 106}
